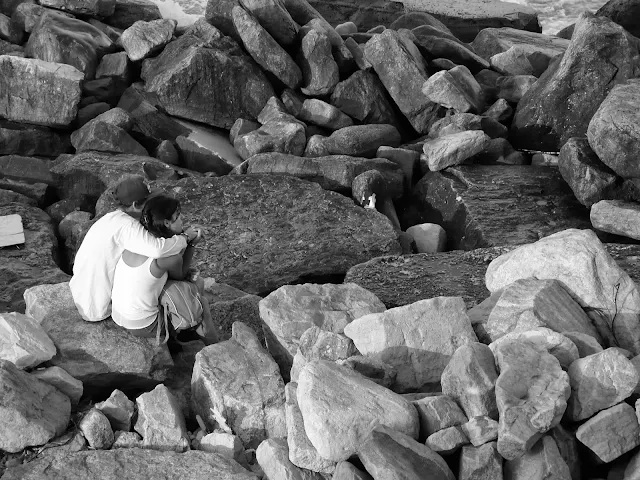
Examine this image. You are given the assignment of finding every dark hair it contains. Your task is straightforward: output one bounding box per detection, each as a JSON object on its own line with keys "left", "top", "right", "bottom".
{"left": 140, "top": 195, "right": 181, "bottom": 238}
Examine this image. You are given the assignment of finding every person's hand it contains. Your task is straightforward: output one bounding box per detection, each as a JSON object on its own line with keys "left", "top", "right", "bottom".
{"left": 190, "top": 225, "right": 206, "bottom": 245}
{"left": 183, "top": 226, "right": 199, "bottom": 243}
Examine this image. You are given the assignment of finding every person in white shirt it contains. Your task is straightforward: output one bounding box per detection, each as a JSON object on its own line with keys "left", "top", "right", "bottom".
{"left": 70, "top": 176, "right": 198, "bottom": 322}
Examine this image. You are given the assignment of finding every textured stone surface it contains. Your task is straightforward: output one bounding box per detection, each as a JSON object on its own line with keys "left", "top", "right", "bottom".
{"left": 470, "top": 27, "right": 568, "bottom": 61}
{"left": 462, "top": 416, "right": 498, "bottom": 447}
{"left": 135, "top": 384, "right": 189, "bottom": 452}
{"left": 299, "top": 29, "right": 338, "bottom": 96}
{"left": 31, "top": 366, "right": 83, "bottom": 405}
{"left": 0, "top": 122, "right": 69, "bottom": 157}
{"left": 591, "top": 200, "right": 640, "bottom": 240}
{"left": 120, "top": 19, "right": 175, "bottom": 62}
{"left": 489, "top": 328, "right": 579, "bottom": 369}
{"left": 324, "top": 124, "right": 402, "bottom": 158}
{"left": 0, "top": 312, "right": 56, "bottom": 369}
{"left": 412, "top": 395, "right": 468, "bottom": 440}
{"left": 96, "top": 389, "right": 135, "bottom": 432}
{"left": 421, "top": 131, "right": 490, "bottom": 172}
{"left": 299, "top": 99, "right": 353, "bottom": 131}
{"left": 71, "top": 121, "right": 148, "bottom": 156}
{"left": 459, "top": 442, "right": 503, "bottom": 480}
{"left": 503, "top": 435, "right": 571, "bottom": 480}
{"left": 256, "top": 438, "right": 324, "bottom": 480}
{"left": 234, "top": 119, "right": 306, "bottom": 159}
{"left": 426, "top": 425, "right": 469, "bottom": 455}
{"left": 422, "top": 65, "right": 484, "bottom": 113}
{"left": 80, "top": 408, "right": 114, "bottom": 450}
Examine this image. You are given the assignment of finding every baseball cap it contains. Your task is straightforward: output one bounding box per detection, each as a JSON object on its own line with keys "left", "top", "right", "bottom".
{"left": 115, "top": 176, "right": 151, "bottom": 206}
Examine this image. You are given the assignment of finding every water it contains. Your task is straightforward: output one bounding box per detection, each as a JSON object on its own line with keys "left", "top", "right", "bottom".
{"left": 155, "top": 0, "right": 609, "bottom": 34}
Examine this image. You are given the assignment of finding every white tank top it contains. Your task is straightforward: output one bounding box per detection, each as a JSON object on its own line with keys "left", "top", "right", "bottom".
{"left": 111, "top": 255, "right": 168, "bottom": 330}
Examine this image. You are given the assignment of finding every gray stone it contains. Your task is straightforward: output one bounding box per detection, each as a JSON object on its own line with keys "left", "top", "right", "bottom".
{"left": 299, "top": 99, "right": 353, "bottom": 131}
{"left": 71, "top": 122, "right": 148, "bottom": 156}
{"left": 234, "top": 119, "right": 306, "bottom": 160}
{"left": 489, "top": 328, "right": 579, "bottom": 369}
{"left": 299, "top": 29, "right": 338, "bottom": 96}
{"left": 422, "top": 65, "right": 485, "bottom": 113}
{"left": 105, "top": 0, "right": 161, "bottom": 29}
{"left": 120, "top": 19, "right": 176, "bottom": 62}
{"left": 503, "top": 435, "right": 571, "bottom": 480}
{"left": 112, "top": 431, "right": 142, "bottom": 449}
{"left": 96, "top": 389, "right": 135, "bottom": 432}
{"left": 256, "top": 438, "right": 324, "bottom": 480}
{"left": 427, "top": 113, "right": 508, "bottom": 139}
{"left": 564, "top": 332, "right": 603, "bottom": 358}
{"left": 30, "top": 366, "right": 83, "bottom": 405}
{"left": 483, "top": 98, "right": 513, "bottom": 124}
{"left": 470, "top": 27, "right": 569, "bottom": 61}
{"left": 198, "top": 431, "right": 246, "bottom": 466}
{"left": 412, "top": 395, "right": 468, "bottom": 440}
{"left": 459, "top": 442, "right": 503, "bottom": 480}
{"left": 411, "top": 28, "right": 489, "bottom": 73}
{"left": 324, "top": 124, "right": 401, "bottom": 157}
{"left": 79, "top": 408, "right": 114, "bottom": 450}
{"left": 240, "top": 0, "right": 298, "bottom": 46}
{"left": 549, "top": 425, "right": 581, "bottom": 480}
{"left": 135, "top": 384, "right": 189, "bottom": 452}
{"left": 591, "top": 200, "right": 640, "bottom": 240}
{"left": 490, "top": 44, "right": 560, "bottom": 77}
{"left": 426, "top": 426, "right": 469, "bottom": 455}
{"left": 0, "top": 312, "right": 56, "bottom": 370}
{"left": 336, "top": 355, "right": 397, "bottom": 389}
{"left": 462, "top": 416, "right": 499, "bottom": 447}
{"left": 0, "top": 122, "right": 69, "bottom": 158}
{"left": 406, "top": 223, "right": 447, "bottom": 253}
{"left": 421, "top": 131, "right": 491, "bottom": 172}
{"left": 496, "top": 75, "right": 537, "bottom": 103}
{"left": 332, "top": 461, "right": 373, "bottom": 480}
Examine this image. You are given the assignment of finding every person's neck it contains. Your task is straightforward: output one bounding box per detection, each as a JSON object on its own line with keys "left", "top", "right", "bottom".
{"left": 123, "top": 209, "right": 141, "bottom": 219}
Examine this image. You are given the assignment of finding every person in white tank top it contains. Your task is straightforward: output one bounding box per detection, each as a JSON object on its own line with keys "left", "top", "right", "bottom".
{"left": 110, "top": 194, "right": 218, "bottom": 344}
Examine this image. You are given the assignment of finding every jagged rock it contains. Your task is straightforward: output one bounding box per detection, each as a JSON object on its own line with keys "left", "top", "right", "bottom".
{"left": 0, "top": 122, "right": 69, "bottom": 157}
{"left": 421, "top": 131, "right": 491, "bottom": 172}
{"left": 493, "top": 339, "right": 570, "bottom": 460}
{"left": 511, "top": 13, "right": 639, "bottom": 151}
{"left": 0, "top": 188, "right": 35, "bottom": 207}
{"left": 256, "top": 438, "right": 325, "bottom": 480}
{"left": 390, "top": 11, "right": 452, "bottom": 34}
{"left": 558, "top": 137, "right": 620, "bottom": 208}
{"left": 576, "top": 402, "right": 640, "bottom": 463}
{"left": 141, "top": 32, "right": 275, "bottom": 129}
{"left": 468, "top": 278, "right": 600, "bottom": 344}
{"left": 299, "top": 29, "right": 339, "bottom": 96}
{"left": 489, "top": 328, "right": 579, "bottom": 369}
{"left": 80, "top": 408, "right": 114, "bottom": 450}
{"left": 411, "top": 28, "right": 489, "bottom": 73}
{"left": 596, "top": 0, "right": 640, "bottom": 38}
{"left": 496, "top": 75, "right": 537, "bottom": 103}
{"left": 406, "top": 223, "right": 447, "bottom": 253}
{"left": 459, "top": 442, "right": 503, "bottom": 480}
{"left": 192, "top": 322, "right": 286, "bottom": 448}
{"left": 230, "top": 119, "right": 260, "bottom": 144}
{"left": 336, "top": 355, "right": 397, "bottom": 389}
{"left": 285, "top": 382, "right": 335, "bottom": 473}
{"left": 427, "top": 113, "right": 508, "bottom": 139}
{"left": 0, "top": 155, "right": 55, "bottom": 186}
{"left": 26, "top": 12, "right": 113, "bottom": 80}
{"left": 333, "top": 461, "right": 373, "bottom": 480}
{"left": 83, "top": 108, "right": 134, "bottom": 131}
{"left": 422, "top": 65, "right": 485, "bottom": 113}
{"left": 199, "top": 432, "right": 246, "bottom": 466}
{"left": 259, "top": 283, "right": 385, "bottom": 377}
{"left": 0, "top": 312, "right": 56, "bottom": 370}
{"left": 471, "top": 27, "right": 569, "bottom": 61}
{"left": 426, "top": 425, "right": 469, "bottom": 455}
{"left": 402, "top": 166, "right": 590, "bottom": 250}
{"left": 0, "top": 359, "right": 70, "bottom": 453}
{"left": 503, "top": 435, "right": 572, "bottom": 480}
{"left": 0, "top": 56, "right": 83, "bottom": 128}
{"left": 490, "top": 45, "right": 559, "bottom": 77}
{"left": 71, "top": 122, "right": 148, "bottom": 156}
{"left": 235, "top": 119, "right": 306, "bottom": 160}
{"left": 11, "top": 4, "right": 70, "bottom": 33}
{"left": 485, "top": 228, "right": 640, "bottom": 354}
{"left": 364, "top": 29, "right": 442, "bottom": 134}
{"left": 134, "top": 384, "right": 188, "bottom": 452}
{"left": 299, "top": 99, "right": 353, "bottom": 130}
{"left": 120, "top": 19, "right": 175, "bottom": 62}
{"left": 240, "top": 0, "right": 298, "bottom": 46}
{"left": 441, "top": 343, "right": 498, "bottom": 420}
{"left": 175, "top": 120, "right": 242, "bottom": 174}
{"left": 357, "top": 424, "right": 455, "bottom": 480}
{"left": 591, "top": 200, "right": 640, "bottom": 240}
{"left": 233, "top": 6, "right": 301, "bottom": 89}
{"left": 344, "top": 297, "right": 477, "bottom": 391}
{"left": 77, "top": 103, "right": 112, "bottom": 128}
{"left": 105, "top": 0, "right": 162, "bottom": 29}
{"left": 376, "top": 146, "right": 419, "bottom": 188}
{"left": 0, "top": 12, "right": 23, "bottom": 44}
{"left": 413, "top": 395, "right": 468, "bottom": 440}
{"left": 242, "top": 153, "right": 403, "bottom": 195}
{"left": 564, "top": 332, "right": 603, "bottom": 358}
{"left": 1, "top": 448, "right": 259, "bottom": 479}
{"left": 483, "top": 98, "right": 513, "bottom": 124}
{"left": 298, "top": 326, "right": 356, "bottom": 363}
{"left": 462, "top": 416, "right": 499, "bottom": 447}
{"left": 39, "top": 0, "right": 116, "bottom": 17}
{"left": 24, "top": 282, "right": 173, "bottom": 391}
{"left": 204, "top": 0, "right": 240, "bottom": 40}
{"left": 96, "top": 389, "right": 135, "bottom": 432}
{"left": 96, "top": 51, "right": 131, "bottom": 85}
{"left": 113, "top": 431, "right": 142, "bottom": 448}
{"left": 88, "top": 18, "right": 122, "bottom": 42}
{"left": 30, "top": 367, "right": 83, "bottom": 405}
{"left": 565, "top": 348, "right": 638, "bottom": 421}
{"left": 303, "top": 135, "right": 330, "bottom": 157}
{"left": 297, "top": 360, "right": 419, "bottom": 461}
{"left": 549, "top": 425, "right": 581, "bottom": 480}
{"left": 324, "top": 124, "right": 401, "bottom": 157}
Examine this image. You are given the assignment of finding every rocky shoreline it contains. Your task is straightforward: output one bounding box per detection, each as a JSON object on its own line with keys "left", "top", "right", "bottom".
{"left": 2, "top": 0, "right": 640, "bottom": 478}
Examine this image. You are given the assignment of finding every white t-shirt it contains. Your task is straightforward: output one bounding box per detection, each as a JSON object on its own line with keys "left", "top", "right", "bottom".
{"left": 70, "top": 210, "right": 187, "bottom": 322}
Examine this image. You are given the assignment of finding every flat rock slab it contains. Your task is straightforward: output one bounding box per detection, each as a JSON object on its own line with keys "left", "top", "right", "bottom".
{"left": 154, "top": 175, "right": 401, "bottom": 295}
{"left": 470, "top": 27, "right": 569, "bottom": 60}
{"left": 1, "top": 448, "right": 260, "bottom": 479}
{"left": 591, "top": 200, "right": 640, "bottom": 240}
{"left": 401, "top": 165, "right": 591, "bottom": 251}
{"left": 308, "top": 0, "right": 404, "bottom": 32}
{"left": 0, "top": 214, "right": 24, "bottom": 247}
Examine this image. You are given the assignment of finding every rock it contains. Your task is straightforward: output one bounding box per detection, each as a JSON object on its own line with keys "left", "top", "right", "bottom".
{"left": 511, "top": 13, "right": 639, "bottom": 151}
{"left": 468, "top": 278, "right": 600, "bottom": 344}
{"left": 96, "top": 389, "right": 135, "bottom": 432}
{"left": 344, "top": 296, "right": 477, "bottom": 391}
{"left": 470, "top": 27, "right": 569, "bottom": 61}
{"left": 230, "top": 118, "right": 260, "bottom": 144}
{"left": 77, "top": 103, "right": 112, "bottom": 128}
{"left": 406, "top": 223, "right": 447, "bottom": 253}
{"left": 191, "top": 322, "right": 286, "bottom": 448}
{"left": 344, "top": 36, "right": 371, "bottom": 70}
{"left": 199, "top": 432, "right": 246, "bottom": 466}
{"left": 0, "top": 155, "right": 55, "bottom": 186}
{"left": 120, "top": 19, "right": 176, "bottom": 62}
{"left": 0, "top": 179, "right": 49, "bottom": 207}
{"left": 39, "top": 0, "right": 115, "bottom": 17}
{"left": 422, "top": 65, "right": 485, "bottom": 113}
{"left": 0, "top": 12, "right": 23, "bottom": 44}
{"left": 596, "top": 0, "right": 640, "bottom": 38}
{"left": 427, "top": 113, "right": 508, "bottom": 139}
{"left": 243, "top": 153, "right": 404, "bottom": 195}
{"left": 411, "top": 28, "right": 489, "bottom": 73}
{"left": 364, "top": 29, "right": 442, "bottom": 134}
{"left": 549, "top": 425, "right": 581, "bottom": 480}
{"left": 259, "top": 283, "right": 385, "bottom": 377}
{"left": 71, "top": 121, "right": 148, "bottom": 156}
{"left": 503, "top": 435, "right": 572, "bottom": 480}
{"left": 297, "top": 360, "right": 418, "bottom": 462}
{"left": 493, "top": 339, "right": 570, "bottom": 460}
{"left": 402, "top": 166, "right": 590, "bottom": 250}
{"left": 426, "top": 425, "right": 469, "bottom": 455}
{"left": 141, "top": 33, "right": 275, "bottom": 129}
{"left": 235, "top": 119, "right": 306, "bottom": 160}
{"left": 26, "top": 12, "right": 113, "bottom": 80}
{"left": 298, "top": 326, "right": 356, "bottom": 363}
{"left": 441, "top": 343, "right": 499, "bottom": 420}
{"left": 299, "top": 99, "right": 353, "bottom": 130}
{"left": 496, "top": 75, "right": 537, "bottom": 103}
{"left": 175, "top": 120, "right": 242, "bottom": 174}
{"left": 485, "top": 228, "right": 640, "bottom": 354}
{"left": 0, "top": 359, "right": 70, "bottom": 453}
{"left": 564, "top": 332, "right": 603, "bottom": 358}
{"left": 576, "top": 402, "right": 640, "bottom": 463}
{"left": 112, "top": 431, "right": 142, "bottom": 448}
{"left": 558, "top": 137, "right": 620, "bottom": 208}
{"left": 324, "top": 124, "right": 401, "bottom": 157}
{"left": 483, "top": 98, "right": 513, "bottom": 124}
{"left": 105, "top": 0, "right": 162, "bottom": 29}
{"left": 84, "top": 108, "right": 134, "bottom": 131}
{"left": 240, "top": 0, "right": 298, "bottom": 46}
{"left": 134, "top": 384, "right": 189, "bottom": 452}
{"left": 489, "top": 328, "right": 579, "bottom": 369}
{"left": 565, "top": 348, "right": 638, "bottom": 422}
{"left": 96, "top": 51, "right": 131, "bottom": 85}
{"left": 390, "top": 11, "right": 452, "bottom": 34}
{"left": 0, "top": 56, "right": 83, "bottom": 128}
{"left": 333, "top": 461, "right": 373, "bottom": 480}
{"left": 256, "top": 438, "right": 325, "bottom": 480}
{"left": 591, "top": 200, "right": 640, "bottom": 240}
{"left": 357, "top": 424, "right": 455, "bottom": 480}
{"left": 299, "top": 29, "right": 339, "bottom": 96}
{"left": 30, "top": 367, "right": 83, "bottom": 405}
{"left": 462, "top": 416, "right": 499, "bottom": 447}
{"left": 1, "top": 448, "right": 260, "bottom": 479}
{"left": 376, "top": 146, "right": 419, "bottom": 188}
{"left": 24, "top": 282, "right": 173, "bottom": 392}
{"left": 203, "top": 0, "right": 240, "bottom": 40}
{"left": 89, "top": 18, "right": 122, "bottom": 42}
{"left": 152, "top": 175, "right": 401, "bottom": 295}
{"left": 80, "top": 408, "right": 114, "bottom": 450}
{"left": 0, "top": 312, "right": 56, "bottom": 370}
{"left": 302, "top": 0, "right": 402, "bottom": 33}
{"left": 336, "top": 355, "right": 397, "bottom": 389}
{"left": 421, "top": 131, "right": 491, "bottom": 172}
{"left": 490, "top": 45, "right": 559, "bottom": 77}
{"left": 285, "top": 383, "right": 335, "bottom": 473}
{"left": 0, "top": 122, "right": 69, "bottom": 157}
{"left": 413, "top": 395, "right": 468, "bottom": 440}
{"left": 233, "top": 6, "right": 301, "bottom": 89}
{"left": 459, "top": 442, "right": 503, "bottom": 480}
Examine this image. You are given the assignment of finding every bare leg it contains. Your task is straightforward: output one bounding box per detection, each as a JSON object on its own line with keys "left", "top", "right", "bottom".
{"left": 196, "top": 296, "right": 220, "bottom": 345}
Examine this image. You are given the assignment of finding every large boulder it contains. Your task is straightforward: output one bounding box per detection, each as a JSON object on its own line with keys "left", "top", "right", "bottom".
{"left": 135, "top": 384, "right": 189, "bottom": 452}
{"left": 306, "top": 0, "right": 403, "bottom": 33}
{"left": 596, "top": 0, "right": 640, "bottom": 38}
{"left": 23, "top": 282, "right": 173, "bottom": 392}
{"left": 240, "top": 0, "right": 298, "bottom": 46}
{"left": 510, "top": 13, "right": 640, "bottom": 151}
{"left": 299, "top": 29, "right": 338, "bottom": 97}
{"left": 0, "top": 56, "right": 83, "bottom": 128}
{"left": 0, "top": 122, "right": 70, "bottom": 158}
{"left": 191, "top": 322, "right": 286, "bottom": 449}
{"left": 0, "top": 312, "right": 56, "bottom": 369}
{"left": 420, "top": 131, "right": 491, "bottom": 172}
{"left": 485, "top": 228, "right": 640, "bottom": 354}
{"left": 503, "top": 436, "right": 571, "bottom": 480}
{"left": 591, "top": 200, "right": 640, "bottom": 240}
{"left": 104, "top": 0, "right": 161, "bottom": 29}
{"left": 256, "top": 438, "right": 325, "bottom": 480}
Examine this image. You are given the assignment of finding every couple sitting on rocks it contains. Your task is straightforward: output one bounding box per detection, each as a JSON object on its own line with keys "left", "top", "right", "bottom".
{"left": 70, "top": 176, "right": 219, "bottom": 345}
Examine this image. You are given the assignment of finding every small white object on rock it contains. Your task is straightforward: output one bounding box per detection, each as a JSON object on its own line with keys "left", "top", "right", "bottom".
{"left": 406, "top": 223, "right": 447, "bottom": 253}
